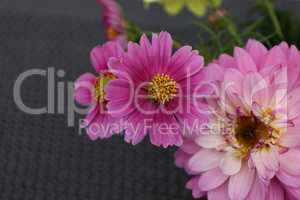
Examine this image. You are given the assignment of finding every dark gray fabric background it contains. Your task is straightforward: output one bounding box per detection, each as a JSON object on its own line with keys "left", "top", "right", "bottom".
{"left": 0, "top": 1, "right": 299, "bottom": 200}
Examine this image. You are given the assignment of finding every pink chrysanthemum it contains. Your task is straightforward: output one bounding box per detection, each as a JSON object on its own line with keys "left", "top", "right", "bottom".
{"left": 74, "top": 41, "right": 124, "bottom": 140}
{"left": 105, "top": 32, "right": 207, "bottom": 147}
{"left": 98, "top": 0, "right": 127, "bottom": 47}
{"left": 175, "top": 39, "right": 300, "bottom": 199}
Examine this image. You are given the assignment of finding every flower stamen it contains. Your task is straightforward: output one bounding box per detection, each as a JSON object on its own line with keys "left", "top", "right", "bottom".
{"left": 94, "top": 73, "right": 116, "bottom": 102}
{"left": 147, "top": 73, "right": 177, "bottom": 104}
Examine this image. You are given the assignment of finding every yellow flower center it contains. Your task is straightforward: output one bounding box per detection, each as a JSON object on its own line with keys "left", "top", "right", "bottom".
{"left": 106, "top": 27, "right": 119, "bottom": 40}
{"left": 147, "top": 73, "right": 177, "bottom": 104}
{"left": 94, "top": 73, "right": 116, "bottom": 103}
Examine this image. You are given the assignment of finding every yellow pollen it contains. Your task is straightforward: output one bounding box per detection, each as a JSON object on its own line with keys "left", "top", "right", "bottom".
{"left": 147, "top": 73, "right": 177, "bottom": 104}
{"left": 106, "top": 27, "right": 119, "bottom": 40}
{"left": 94, "top": 73, "right": 116, "bottom": 102}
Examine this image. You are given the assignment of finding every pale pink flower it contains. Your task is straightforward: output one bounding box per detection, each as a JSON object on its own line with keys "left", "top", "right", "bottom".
{"left": 74, "top": 41, "right": 124, "bottom": 140}
{"left": 175, "top": 39, "right": 300, "bottom": 199}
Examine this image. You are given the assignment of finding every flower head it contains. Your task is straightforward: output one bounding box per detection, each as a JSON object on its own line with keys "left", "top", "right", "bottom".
{"left": 74, "top": 41, "right": 124, "bottom": 140}
{"left": 144, "top": 0, "right": 222, "bottom": 17}
{"left": 106, "top": 31, "right": 207, "bottom": 147}
{"left": 175, "top": 39, "right": 300, "bottom": 199}
{"left": 97, "top": 0, "right": 127, "bottom": 47}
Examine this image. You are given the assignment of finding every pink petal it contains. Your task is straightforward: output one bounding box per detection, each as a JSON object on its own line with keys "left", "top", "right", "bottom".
{"left": 180, "top": 140, "right": 201, "bottom": 154}
{"left": 152, "top": 31, "right": 173, "bottom": 72}
{"left": 242, "top": 72, "right": 269, "bottom": 109}
{"left": 247, "top": 175, "right": 266, "bottom": 200}
{"left": 198, "top": 167, "right": 229, "bottom": 191}
{"left": 195, "top": 135, "right": 226, "bottom": 149}
{"left": 288, "top": 87, "right": 300, "bottom": 119}
{"left": 150, "top": 113, "right": 183, "bottom": 148}
{"left": 267, "top": 179, "right": 284, "bottom": 200}
{"left": 186, "top": 177, "right": 206, "bottom": 198}
{"left": 105, "top": 79, "right": 132, "bottom": 101}
{"left": 251, "top": 150, "right": 275, "bottom": 182}
{"left": 224, "top": 68, "right": 244, "bottom": 95}
{"left": 188, "top": 149, "right": 223, "bottom": 173}
{"left": 245, "top": 39, "right": 268, "bottom": 69}
{"left": 279, "top": 149, "right": 300, "bottom": 175}
{"left": 174, "top": 149, "right": 189, "bottom": 168}
{"left": 168, "top": 46, "right": 204, "bottom": 81}
{"left": 286, "top": 187, "right": 300, "bottom": 199}
{"left": 287, "top": 45, "right": 300, "bottom": 90}
{"left": 207, "top": 182, "right": 230, "bottom": 200}
{"left": 234, "top": 47, "right": 257, "bottom": 74}
{"left": 262, "top": 46, "right": 286, "bottom": 69}
{"left": 279, "top": 127, "right": 300, "bottom": 148}
{"left": 217, "top": 54, "right": 237, "bottom": 69}
{"left": 276, "top": 168, "right": 300, "bottom": 188}
{"left": 228, "top": 163, "right": 255, "bottom": 200}
{"left": 260, "top": 147, "right": 279, "bottom": 172}
{"left": 74, "top": 73, "right": 96, "bottom": 105}
{"left": 199, "top": 63, "right": 224, "bottom": 82}
{"left": 124, "top": 111, "right": 148, "bottom": 145}
{"left": 90, "top": 41, "right": 124, "bottom": 73}
{"left": 219, "top": 150, "right": 242, "bottom": 175}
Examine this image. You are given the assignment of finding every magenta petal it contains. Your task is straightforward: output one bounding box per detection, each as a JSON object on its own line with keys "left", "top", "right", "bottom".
{"left": 90, "top": 41, "right": 124, "bottom": 73}
{"left": 74, "top": 73, "right": 96, "bottom": 105}
{"left": 168, "top": 46, "right": 204, "bottom": 81}
{"left": 267, "top": 179, "right": 284, "bottom": 200}
{"left": 124, "top": 111, "right": 148, "bottom": 145}
{"left": 151, "top": 32, "right": 173, "bottom": 72}
{"left": 286, "top": 187, "right": 300, "bottom": 199}
{"left": 180, "top": 140, "right": 201, "bottom": 154}
{"left": 150, "top": 113, "right": 183, "bottom": 148}
{"left": 174, "top": 149, "right": 189, "bottom": 168}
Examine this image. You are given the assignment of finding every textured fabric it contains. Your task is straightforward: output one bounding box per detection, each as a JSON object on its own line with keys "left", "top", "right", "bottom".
{"left": 0, "top": 9, "right": 203, "bottom": 200}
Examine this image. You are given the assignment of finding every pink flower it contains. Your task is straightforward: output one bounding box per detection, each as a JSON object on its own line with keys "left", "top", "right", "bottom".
{"left": 106, "top": 31, "right": 207, "bottom": 147}
{"left": 97, "top": 0, "right": 127, "bottom": 47}
{"left": 175, "top": 39, "right": 300, "bottom": 199}
{"left": 74, "top": 41, "right": 124, "bottom": 140}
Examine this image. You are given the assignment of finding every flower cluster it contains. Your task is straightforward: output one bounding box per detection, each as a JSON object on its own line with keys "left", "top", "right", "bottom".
{"left": 74, "top": 1, "right": 300, "bottom": 199}
{"left": 75, "top": 32, "right": 208, "bottom": 147}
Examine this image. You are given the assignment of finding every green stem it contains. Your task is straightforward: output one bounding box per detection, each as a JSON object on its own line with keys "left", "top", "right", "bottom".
{"left": 264, "top": 0, "right": 284, "bottom": 40}
{"left": 223, "top": 17, "right": 243, "bottom": 46}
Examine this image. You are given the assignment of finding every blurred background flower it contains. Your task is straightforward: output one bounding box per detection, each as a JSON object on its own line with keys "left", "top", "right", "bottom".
{"left": 144, "top": 0, "right": 222, "bottom": 17}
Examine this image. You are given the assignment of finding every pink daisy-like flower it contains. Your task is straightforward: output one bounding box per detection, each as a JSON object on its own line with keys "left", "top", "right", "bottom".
{"left": 97, "top": 0, "right": 127, "bottom": 47}
{"left": 105, "top": 31, "right": 207, "bottom": 148}
{"left": 74, "top": 41, "right": 124, "bottom": 140}
{"left": 175, "top": 39, "right": 300, "bottom": 199}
